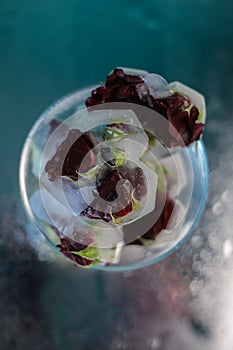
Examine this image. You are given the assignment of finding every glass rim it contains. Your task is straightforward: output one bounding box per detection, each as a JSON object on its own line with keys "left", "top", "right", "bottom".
{"left": 19, "top": 89, "right": 209, "bottom": 272}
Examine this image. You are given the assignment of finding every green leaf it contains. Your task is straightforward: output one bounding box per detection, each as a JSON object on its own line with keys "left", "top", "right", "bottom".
{"left": 61, "top": 176, "right": 80, "bottom": 189}
{"left": 169, "top": 89, "right": 176, "bottom": 93}
{"left": 31, "top": 141, "right": 42, "bottom": 178}
{"left": 184, "top": 104, "right": 203, "bottom": 123}
{"left": 139, "top": 238, "right": 156, "bottom": 246}
{"left": 108, "top": 119, "right": 130, "bottom": 124}
{"left": 71, "top": 246, "right": 99, "bottom": 260}
{"left": 80, "top": 259, "right": 101, "bottom": 268}
{"left": 111, "top": 148, "right": 126, "bottom": 167}
{"left": 76, "top": 165, "right": 99, "bottom": 180}
{"left": 195, "top": 140, "right": 199, "bottom": 153}
{"left": 44, "top": 224, "right": 60, "bottom": 245}
{"left": 142, "top": 159, "right": 167, "bottom": 192}
{"left": 110, "top": 190, "right": 141, "bottom": 225}
{"left": 144, "top": 129, "right": 157, "bottom": 148}
{"left": 131, "top": 191, "right": 142, "bottom": 212}
{"left": 184, "top": 103, "right": 193, "bottom": 114}
{"left": 110, "top": 208, "right": 124, "bottom": 225}
{"left": 102, "top": 127, "right": 128, "bottom": 140}
{"left": 71, "top": 244, "right": 120, "bottom": 265}
{"left": 196, "top": 109, "right": 203, "bottom": 123}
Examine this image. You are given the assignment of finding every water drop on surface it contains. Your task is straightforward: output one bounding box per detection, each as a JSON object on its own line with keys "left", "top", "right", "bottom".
{"left": 223, "top": 239, "right": 233, "bottom": 258}
{"left": 193, "top": 253, "right": 200, "bottom": 262}
{"left": 218, "top": 326, "right": 231, "bottom": 337}
{"left": 190, "top": 280, "right": 202, "bottom": 295}
{"left": 212, "top": 202, "right": 224, "bottom": 215}
{"left": 200, "top": 249, "right": 211, "bottom": 262}
{"left": 192, "top": 261, "right": 202, "bottom": 272}
{"left": 147, "top": 337, "right": 162, "bottom": 349}
{"left": 208, "top": 233, "right": 219, "bottom": 249}
{"left": 191, "top": 235, "right": 203, "bottom": 249}
{"left": 222, "top": 190, "right": 231, "bottom": 203}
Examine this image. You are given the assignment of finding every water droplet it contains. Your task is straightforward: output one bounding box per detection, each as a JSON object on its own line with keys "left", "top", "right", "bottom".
{"left": 212, "top": 202, "right": 224, "bottom": 215}
{"left": 191, "top": 235, "right": 203, "bottom": 249}
{"left": 200, "top": 249, "right": 211, "bottom": 262}
{"left": 171, "top": 292, "right": 180, "bottom": 303}
{"left": 193, "top": 253, "right": 200, "bottom": 261}
{"left": 218, "top": 326, "right": 231, "bottom": 336}
{"left": 208, "top": 233, "right": 219, "bottom": 249}
{"left": 223, "top": 239, "right": 233, "bottom": 258}
{"left": 192, "top": 261, "right": 202, "bottom": 272}
{"left": 190, "top": 280, "right": 203, "bottom": 295}
{"left": 146, "top": 251, "right": 152, "bottom": 258}
{"left": 147, "top": 337, "right": 162, "bottom": 349}
{"left": 190, "top": 280, "right": 200, "bottom": 294}
{"left": 115, "top": 341, "right": 126, "bottom": 350}
{"left": 222, "top": 190, "right": 231, "bottom": 203}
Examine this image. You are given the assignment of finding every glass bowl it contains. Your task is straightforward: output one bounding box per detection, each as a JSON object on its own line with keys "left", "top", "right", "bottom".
{"left": 19, "top": 83, "right": 208, "bottom": 271}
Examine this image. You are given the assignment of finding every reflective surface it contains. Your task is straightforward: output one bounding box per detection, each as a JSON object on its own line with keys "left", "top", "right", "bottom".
{"left": 1, "top": 1, "right": 233, "bottom": 349}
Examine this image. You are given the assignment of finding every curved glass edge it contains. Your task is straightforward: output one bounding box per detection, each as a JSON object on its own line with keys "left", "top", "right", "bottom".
{"left": 19, "top": 89, "right": 209, "bottom": 273}
{"left": 19, "top": 87, "right": 95, "bottom": 237}
{"left": 93, "top": 139, "right": 209, "bottom": 272}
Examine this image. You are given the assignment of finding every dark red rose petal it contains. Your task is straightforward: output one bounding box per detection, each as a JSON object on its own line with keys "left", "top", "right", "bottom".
{"left": 190, "top": 105, "right": 199, "bottom": 122}
{"left": 61, "top": 251, "right": 94, "bottom": 266}
{"left": 114, "top": 201, "right": 133, "bottom": 219}
{"left": 58, "top": 237, "right": 94, "bottom": 267}
{"left": 142, "top": 195, "right": 175, "bottom": 240}
{"left": 81, "top": 165, "right": 146, "bottom": 222}
{"left": 45, "top": 129, "right": 98, "bottom": 181}
{"left": 80, "top": 199, "right": 133, "bottom": 223}
{"left": 96, "top": 166, "right": 122, "bottom": 202}
{"left": 85, "top": 68, "right": 204, "bottom": 146}
{"left": 189, "top": 122, "right": 204, "bottom": 144}
{"left": 59, "top": 236, "right": 87, "bottom": 252}
{"left": 119, "top": 166, "right": 147, "bottom": 200}
{"left": 105, "top": 68, "right": 143, "bottom": 87}
{"left": 80, "top": 203, "right": 112, "bottom": 222}
{"left": 49, "top": 119, "right": 61, "bottom": 135}
{"left": 105, "top": 68, "right": 125, "bottom": 86}
{"left": 168, "top": 110, "right": 190, "bottom": 141}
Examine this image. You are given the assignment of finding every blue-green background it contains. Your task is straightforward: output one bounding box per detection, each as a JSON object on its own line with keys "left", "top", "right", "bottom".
{"left": 1, "top": 1, "right": 233, "bottom": 349}
{"left": 1, "top": 0, "right": 233, "bottom": 195}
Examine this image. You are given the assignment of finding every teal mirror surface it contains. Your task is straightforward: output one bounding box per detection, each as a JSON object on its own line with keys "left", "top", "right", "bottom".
{"left": 1, "top": 1, "right": 233, "bottom": 349}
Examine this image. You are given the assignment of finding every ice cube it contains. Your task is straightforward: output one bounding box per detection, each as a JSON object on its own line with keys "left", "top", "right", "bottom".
{"left": 168, "top": 81, "right": 206, "bottom": 123}
{"left": 30, "top": 189, "right": 53, "bottom": 226}
{"left": 31, "top": 187, "right": 73, "bottom": 233}
{"left": 118, "top": 245, "right": 149, "bottom": 264}
{"left": 160, "top": 147, "right": 193, "bottom": 203}
{"left": 144, "top": 73, "right": 171, "bottom": 98}
{"left": 66, "top": 108, "right": 149, "bottom": 149}
{"left": 111, "top": 66, "right": 149, "bottom": 77}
